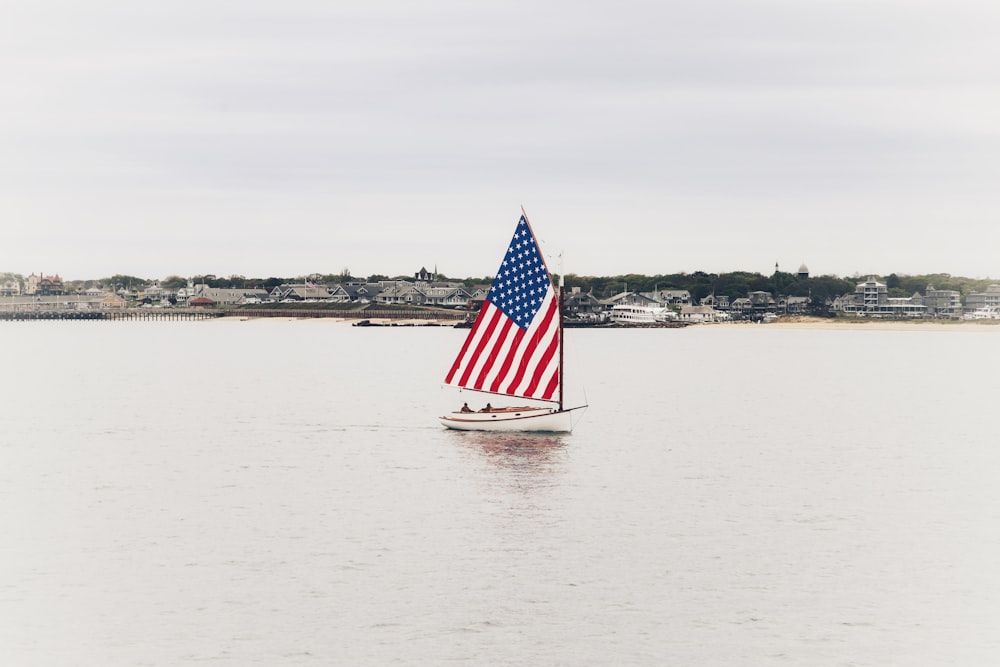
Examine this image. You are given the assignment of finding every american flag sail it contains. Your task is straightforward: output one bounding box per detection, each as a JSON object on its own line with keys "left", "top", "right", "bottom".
{"left": 444, "top": 214, "right": 561, "bottom": 404}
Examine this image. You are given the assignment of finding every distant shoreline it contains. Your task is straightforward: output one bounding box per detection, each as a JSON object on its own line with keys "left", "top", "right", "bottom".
{"left": 213, "top": 314, "right": 1000, "bottom": 332}
{"left": 5, "top": 309, "right": 997, "bottom": 331}
{"left": 765, "top": 316, "right": 1000, "bottom": 331}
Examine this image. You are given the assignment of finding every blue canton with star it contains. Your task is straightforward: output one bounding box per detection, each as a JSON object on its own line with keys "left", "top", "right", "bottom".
{"left": 489, "top": 216, "right": 551, "bottom": 330}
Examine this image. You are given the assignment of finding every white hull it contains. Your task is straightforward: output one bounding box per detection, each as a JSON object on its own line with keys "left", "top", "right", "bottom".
{"left": 439, "top": 407, "right": 576, "bottom": 433}
{"left": 610, "top": 304, "right": 675, "bottom": 324}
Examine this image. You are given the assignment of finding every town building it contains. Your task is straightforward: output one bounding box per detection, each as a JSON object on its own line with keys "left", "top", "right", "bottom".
{"left": 641, "top": 289, "right": 691, "bottom": 305}
{"left": 25, "top": 273, "right": 65, "bottom": 295}
{"left": 699, "top": 294, "right": 730, "bottom": 312}
{"left": 0, "top": 278, "right": 21, "bottom": 296}
{"left": 777, "top": 295, "right": 811, "bottom": 314}
{"left": 921, "top": 285, "right": 963, "bottom": 318}
{"left": 679, "top": 305, "right": 722, "bottom": 323}
{"left": 966, "top": 285, "right": 1000, "bottom": 311}
{"left": 414, "top": 267, "right": 435, "bottom": 282}
{"left": 191, "top": 285, "right": 269, "bottom": 305}
{"left": 833, "top": 277, "right": 927, "bottom": 317}
{"left": 748, "top": 291, "right": 776, "bottom": 316}
{"left": 563, "top": 287, "right": 605, "bottom": 319}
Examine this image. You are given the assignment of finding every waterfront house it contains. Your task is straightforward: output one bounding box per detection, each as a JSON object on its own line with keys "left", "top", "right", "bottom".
{"left": 420, "top": 284, "right": 474, "bottom": 307}
{"left": 922, "top": 285, "right": 963, "bottom": 318}
{"left": 27, "top": 273, "right": 65, "bottom": 296}
{"left": 142, "top": 284, "right": 170, "bottom": 301}
{"left": 604, "top": 291, "right": 660, "bottom": 310}
{"left": 326, "top": 284, "right": 353, "bottom": 303}
{"left": 834, "top": 277, "right": 927, "bottom": 317}
{"left": 643, "top": 289, "right": 691, "bottom": 305}
{"left": 700, "top": 294, "right": 730, "bottom": 312}
{"left": 730, "top": 297, "right": 753, "bottom": 319}
{"left": 268, "top": 284, "right": 330, "bottom": 301}
{"left": 564, "top": 287, "right": 605, "bottom": 319}
{"left": 748, "top": 291, "right": 776, "bottom": 316}
{"left": 195, "top": 285, "right": 270, "bottom": 304}
{"left": 966, "top": 285, "right": 1000, "bottom": 311}
{"left": 679, "top": 305, "right": 721, "bottom": 323}
{"left": 467, "top": 285, "right": 490, "bottom": 310}
{"left": 0, "top": 279, "right": 20, "bottom": 296}
{"left": 777, "top": 295, "right": 811, "bottom": 314}
{"left": 102, "top": 294, "right": 125, "bottom": 309}
{"left": 375, "top": 283, "right": 427, "bottom": 306}
{"left": 349, "top": 282, "right": 386, "bottom": 303}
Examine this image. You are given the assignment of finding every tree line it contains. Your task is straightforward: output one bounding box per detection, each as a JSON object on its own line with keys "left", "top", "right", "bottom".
{"left": 4, "top": 270, "right": 996, "bottom": 304}
{"left": 558, "top": 271, "right": 998, "bottom": 305}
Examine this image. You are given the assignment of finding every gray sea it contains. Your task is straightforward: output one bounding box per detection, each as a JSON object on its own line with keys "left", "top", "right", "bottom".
{"left": 1, "top": 320, "right": 998, "bottom": 666}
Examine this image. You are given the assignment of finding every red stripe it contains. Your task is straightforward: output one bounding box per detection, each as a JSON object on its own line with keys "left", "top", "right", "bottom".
{"left": 457, "top": 305, "right": 503, "bottom": 388}
{"left": 471, "top": 316, "right": 514, "bottom": 391}
{"left": 444, "top": 302, "right": 496, "bottom": 384}
{"left": 488, "top": 325, "right": 526, "bottom": 393}
{"left": 504, "top": 296, "right": 558, "bottom": 395}
{"left": 540, "top": 367, "right": 559, "bottom": 401}
{"left": 522, "top": 321, "right": 559, "bottom": 396}
{"left": 521, "top": 300, "right": 560, "bottom": 397}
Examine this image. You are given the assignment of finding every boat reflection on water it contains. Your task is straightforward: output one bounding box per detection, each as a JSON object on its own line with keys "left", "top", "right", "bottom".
{"left": 447, "top": 430, "right": 567, "bottom": 474}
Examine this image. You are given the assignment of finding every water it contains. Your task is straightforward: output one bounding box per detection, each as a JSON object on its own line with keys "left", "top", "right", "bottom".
{"left": 1, "top": 320, "right": 998, "bottom": 665}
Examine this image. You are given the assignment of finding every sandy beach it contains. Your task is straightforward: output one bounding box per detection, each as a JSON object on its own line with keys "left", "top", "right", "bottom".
{"left": 766, "top": 316, "right": 1000, "bottom": 331}
{"left": 219, "top": 315, "right": 457, "bottom": 326}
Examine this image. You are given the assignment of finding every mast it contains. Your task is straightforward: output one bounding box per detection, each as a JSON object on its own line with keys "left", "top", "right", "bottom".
{"left": 558, "top": 270, "right": 565, "bottom": 412}
{"left": 520, "top": 205, "right": 563, "bottom": 411}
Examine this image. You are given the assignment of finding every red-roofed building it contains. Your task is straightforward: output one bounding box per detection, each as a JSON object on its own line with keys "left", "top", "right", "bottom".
{"left": 25, "top": 273, "right": 64, "bottom": 295}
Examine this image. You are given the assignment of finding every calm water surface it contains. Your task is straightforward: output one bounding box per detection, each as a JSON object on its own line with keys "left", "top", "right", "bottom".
{"left": 1, "top": 320, "right": 998, "bottom": 665}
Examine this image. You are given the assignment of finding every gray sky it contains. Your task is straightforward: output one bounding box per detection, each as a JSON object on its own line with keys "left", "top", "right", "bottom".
{"left": 3, "top": 0, "right": 998, "bottom": 281}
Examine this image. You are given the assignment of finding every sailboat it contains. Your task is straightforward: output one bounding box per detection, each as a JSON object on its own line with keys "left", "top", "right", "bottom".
{"left": 439, "top": 210, "right": 586, "bottom": 433}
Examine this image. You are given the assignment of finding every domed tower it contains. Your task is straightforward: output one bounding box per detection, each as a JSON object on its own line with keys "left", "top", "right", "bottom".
{"left": 797, "top": 264, "right": 809, "bottom": 280}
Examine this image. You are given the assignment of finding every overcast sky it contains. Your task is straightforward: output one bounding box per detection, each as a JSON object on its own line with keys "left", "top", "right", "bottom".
{"left": 2, "top": 0, "right": 998, "bottom": 282}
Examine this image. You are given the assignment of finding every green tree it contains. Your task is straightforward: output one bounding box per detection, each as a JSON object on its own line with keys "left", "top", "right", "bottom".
{"left": 106, "top": 274, "right": 151, "bottom": 291}
{"left": 262, "top": 277, "right": 285, "bottom": 289}
{"left": 805, "top": 275, "right": 855, "bottom": 304}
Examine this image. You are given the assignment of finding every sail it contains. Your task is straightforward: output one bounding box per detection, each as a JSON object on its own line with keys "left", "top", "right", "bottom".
{"left": 444, "top": 214, "right": 561, "bottom": 403}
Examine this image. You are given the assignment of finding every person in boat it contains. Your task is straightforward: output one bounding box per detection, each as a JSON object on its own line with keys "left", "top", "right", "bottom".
{"left": 479, "top": 403, "right": 492, "bottom": 412}
{"left": 460, "top": 402, "right": 473, "bottom": 413}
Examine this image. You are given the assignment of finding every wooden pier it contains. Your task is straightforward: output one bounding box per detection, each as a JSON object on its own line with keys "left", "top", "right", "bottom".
{"left": 0, "top": 307, "right": 466, "bottom": 323}
{"left": 0, "top": 309, "right": 225, "bottom": 322}
{"left": 233, "top": 307, "right": 466, "bottom": 321}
